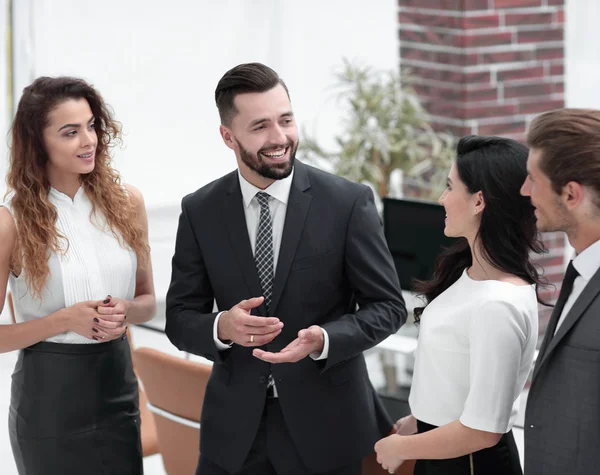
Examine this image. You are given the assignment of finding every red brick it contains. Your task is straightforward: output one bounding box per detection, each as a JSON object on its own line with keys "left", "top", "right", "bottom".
{"left": 399, "top": 12, "right": 462, "bottom": 29}
{"left": 547, "top": 0, "right": 565, "bottom": 5}
{"left": 430, "top": 122, "right": 474, "bottom": 137}
{"left": 400, "top": 29, "right": 513, "bottom": 49}
{"left": 399, "top": 0, "right": 461, "bottom": 9}
{"left": 504, "top": 83, "right": 553, "bottom": 98}
{"left": 399, "top": 29, "right": 459, "bottom": 48}
{"left": 465, "top": 103, "right": 519, "bottom": 119}
{"left": 479, "top": 50, "right": 536, "bottom": 64}
{"left": 544, "top": 272, "right": 565, "bottom": 284}
{"left": 518, "top": 28, "right": 563, "bottom": 44}
{"left": 462, "top": 14, "right": 501, "bottom": 29}
{"left": 541, "top": 232, "right": 566, "bottom": 248}
{"left": 464, "top": 0, "right": 491, "bottom": 8}
{"left": 479, "top": 120, "right": 527, "bottom": 136}
{"left": 463, "top": 32, "right": 513, "bottom": 48}
{"left": 466, "top": 87, "right": 499, "bottom": 102}
{"left": 537, "top": 255, "right": 566, "bottom": 267}
{"left": 400, "top": 47, "right": 478, "bottom": 66}
{"left": 536, "top": 46, "right": 563, "bottom": 60}
{"left": 504, "top": 133, "right": 527, "bottom": 144}
{"left": 399, "top": 0, "right": 488, "bottom": 9}
{"left": 551, "top": 82, "right": 564, "bottom": 94}
{"left": 498, "top": 66, "right": 545, "bottom": 82}
{"left": 518, "top": 99, "right": 565, "bottom": 115}
{"left": 556, "top": 9, "right": 565, "bottom": 24}
{"left": 505, "top": 12, "right": 553, "bottom": 26}
{"left": 412, "top": 83, "right": 466, "bottom": 102}
{"left": 550, "top": 63, "right": 564, "bottom": 76}
{"left": 427, "top": 101, "right": 466, "bottom": 120}
{"left": 466, "top": 71, "right": 492, "bottom": 83}
{"left": 408, "top": 65, "right": 465, "bottom": 83}
{"left": 494, "top": 0, "right": 541, "bottom": 7}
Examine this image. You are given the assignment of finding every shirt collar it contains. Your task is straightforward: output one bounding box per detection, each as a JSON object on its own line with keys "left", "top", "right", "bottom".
{"left": 237, "top": 168, "right": 294, "bottom": 208}
{"left": 572, "top": 238, "right": 600, "bottom": 281}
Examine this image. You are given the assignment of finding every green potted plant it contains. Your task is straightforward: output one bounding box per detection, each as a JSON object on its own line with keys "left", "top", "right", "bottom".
{"left": 299, "top": 59, "right": 457, "bottom": 419}
{"left": 299, "top": 59, "right": 455, "bottom": 204}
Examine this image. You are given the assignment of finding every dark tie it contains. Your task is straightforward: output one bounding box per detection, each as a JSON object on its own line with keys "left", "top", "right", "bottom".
{"left": 254, "top": 192, "right": 274, "bottom": 313}
{"left": 539, "top": 261, "right": 579, "bottom": 355}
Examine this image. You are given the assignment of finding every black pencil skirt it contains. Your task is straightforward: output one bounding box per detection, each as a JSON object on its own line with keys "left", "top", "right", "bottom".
{"left": 8, "top": 334, "right": 143, "bottom": 475}
{"left": 414, "top": 420, "right": 523, "bottom": 475}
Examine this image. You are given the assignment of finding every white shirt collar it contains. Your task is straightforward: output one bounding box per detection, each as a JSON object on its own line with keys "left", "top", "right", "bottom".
{"left": 237, "top": 168, "right": 294, "bottom": 208}
{"left": 572, "top": 238, "right": 600, "bottom": 281}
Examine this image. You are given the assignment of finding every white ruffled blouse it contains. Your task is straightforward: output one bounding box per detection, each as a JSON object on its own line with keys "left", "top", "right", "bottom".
{"left": 3, "top": 186, "right": 137, "bottom": 344}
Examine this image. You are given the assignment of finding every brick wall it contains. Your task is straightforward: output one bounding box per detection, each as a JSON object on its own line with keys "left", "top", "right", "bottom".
{"left": 398, "top": 0, "right": 564, "bottom": 143}
{"left": 398, "top": 0, "right": 567, "bottom": 336}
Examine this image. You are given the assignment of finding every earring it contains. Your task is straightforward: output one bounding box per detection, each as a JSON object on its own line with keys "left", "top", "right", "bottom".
{"left": 474, "top": 209, "right": 477, "bottom": 214}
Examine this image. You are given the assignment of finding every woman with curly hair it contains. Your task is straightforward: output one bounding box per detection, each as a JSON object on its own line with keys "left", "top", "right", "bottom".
{"left": 0, "top": 76, "right": 156, "bottom": 474}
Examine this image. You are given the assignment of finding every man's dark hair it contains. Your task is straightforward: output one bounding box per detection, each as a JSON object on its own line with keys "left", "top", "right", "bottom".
{"left": 215, "top": 62, "right": 289, "bottom": 125}
{"left": 527, "top": 108, "right": 600, "bottom": 201}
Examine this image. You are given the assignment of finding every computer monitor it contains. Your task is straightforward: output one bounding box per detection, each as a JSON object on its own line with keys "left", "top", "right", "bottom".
{"left": 382, "top": 197, "right": 457, "bottom": 292}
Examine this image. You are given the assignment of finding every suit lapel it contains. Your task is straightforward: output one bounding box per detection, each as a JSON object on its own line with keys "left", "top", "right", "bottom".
{"left": 269, "top": 162, "right": 312, "bottom": 316}
{"left": 222, "top": 173, "right": 266, "bottom": 315}
{"left": 533, "top": 267, "right": 600, "bottom": 380}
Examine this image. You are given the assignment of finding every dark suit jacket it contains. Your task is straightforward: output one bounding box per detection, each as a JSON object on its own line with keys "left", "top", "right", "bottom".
{"left": 165, "top": 161, "right": 406, "bottom": 473}
{"left": 525, "top": 266, "right": 600, "bottom": 475}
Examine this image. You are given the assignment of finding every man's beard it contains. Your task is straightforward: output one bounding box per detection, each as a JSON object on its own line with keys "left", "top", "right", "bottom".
{"left": 536, "top": 199, "right": 572, "bottom": 233}
{"left": 237, "top": 139, "right": 297, "bottom": 181}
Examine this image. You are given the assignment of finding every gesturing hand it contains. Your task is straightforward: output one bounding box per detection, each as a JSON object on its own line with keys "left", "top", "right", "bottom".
{"left": 218, "top": 297, "right": 283, "bottom": 347}
{"left": 252, "top": 325, "right": 324, "bottom": 363}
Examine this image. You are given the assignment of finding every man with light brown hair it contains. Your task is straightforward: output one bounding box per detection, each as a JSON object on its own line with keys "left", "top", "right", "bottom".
{"left": 521, "top": 108, "right": 600, "bottom": 475}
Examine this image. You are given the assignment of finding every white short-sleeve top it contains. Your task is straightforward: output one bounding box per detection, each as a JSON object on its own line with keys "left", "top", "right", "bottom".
{"left": 408, "top": 268, "right": 538, "bottom": 433}
{"left": 2, "top": 186, "right": 137, "bottom": 344}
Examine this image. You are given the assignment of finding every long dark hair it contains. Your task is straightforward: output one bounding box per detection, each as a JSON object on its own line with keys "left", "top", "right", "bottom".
{"left": 413, "top": 135, "right": 547, "bottom": 321}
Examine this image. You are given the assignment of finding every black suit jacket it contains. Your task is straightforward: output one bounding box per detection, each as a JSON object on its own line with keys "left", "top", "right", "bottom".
{"left": 525, "top": 265, "right": 600, "bottom": 475}
{"left": 165, "top": 161, "right": 406, "bottom": 473}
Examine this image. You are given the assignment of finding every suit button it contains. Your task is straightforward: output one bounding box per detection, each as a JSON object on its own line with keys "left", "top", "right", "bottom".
{"left": 259, "top": 376, "right": 266, "bottom": 383}
{"left": 530, "top": 424, "right": 535, "bottom": 429}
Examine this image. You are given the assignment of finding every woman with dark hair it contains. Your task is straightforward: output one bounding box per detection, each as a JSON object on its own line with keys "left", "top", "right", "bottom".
{"left": 0, "top": 76, "right": 156, "bottom": 474}
{"left": 375, "top": 135, "right": 545, "bottom": 475}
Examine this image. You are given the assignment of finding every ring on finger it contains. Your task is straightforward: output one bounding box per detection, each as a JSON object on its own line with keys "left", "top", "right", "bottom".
{"left": 250, "top": 334, "right": 254, "bottom": 343}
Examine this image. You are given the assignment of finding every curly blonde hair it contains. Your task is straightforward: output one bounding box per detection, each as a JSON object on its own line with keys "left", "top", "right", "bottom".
{"left": 6, "top": 76, "right": 149, "bottom": 299}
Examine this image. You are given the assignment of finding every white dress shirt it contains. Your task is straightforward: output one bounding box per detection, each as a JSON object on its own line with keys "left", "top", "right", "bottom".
{"left": 3, "top": 188, "right": 137, "bottom": 344}
{"left": 212, "top": 169, "right": 329, "bottom": 362}
{"left": 555, "top": 239, "right": 600, "bottom": 334}
{"left": 409, "top": 269, "right": 538, "bottom": 433}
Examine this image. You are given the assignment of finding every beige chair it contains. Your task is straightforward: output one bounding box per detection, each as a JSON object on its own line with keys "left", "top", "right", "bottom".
{"left": 133, "top": 347, "right": 212, "bottom": 475}
{"left": 126, "top": 328, "right": 159, "bottom": 458}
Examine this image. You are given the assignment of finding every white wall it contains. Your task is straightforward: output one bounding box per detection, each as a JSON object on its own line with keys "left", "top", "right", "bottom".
{"left": 6, "top": 0, "right": 399, "bottom": 298}
{"left": 5, "top": 1, "right": 600, "bottom": 299}
{"left": 10, "top": 0, "right": 399, "bottom": 209}
{"left": 0, "top": 0, "right": 8, "bottom": 200}
{"left": 565, "top": 0, "right": 600, "bottom": 108}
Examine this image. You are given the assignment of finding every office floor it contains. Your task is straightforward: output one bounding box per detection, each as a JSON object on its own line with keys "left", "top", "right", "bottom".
{"left": 0, "top": 311, "right": 526, "bottom": 474}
